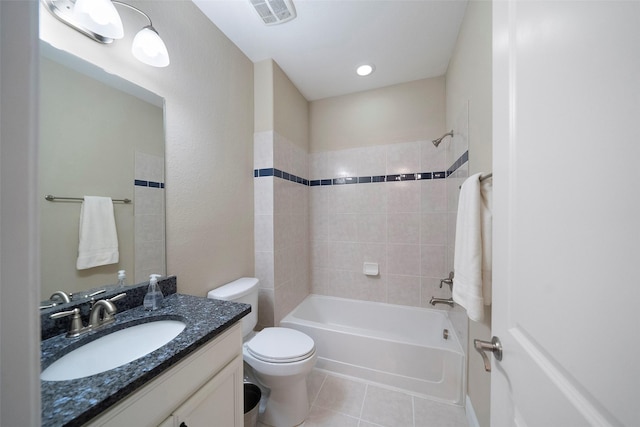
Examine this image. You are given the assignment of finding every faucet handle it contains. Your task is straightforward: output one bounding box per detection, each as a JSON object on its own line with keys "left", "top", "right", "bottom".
{"left": 108, "top": 292, "right": 127, "bottom": 303}
{"left": 50, "top": 308, "right": 79, "bottom": 319}
{"left": 50, "top": 308, "right": 86, "bottom": 337}
{"left": 439, "top": 271, "right": 454, "bottom": 290}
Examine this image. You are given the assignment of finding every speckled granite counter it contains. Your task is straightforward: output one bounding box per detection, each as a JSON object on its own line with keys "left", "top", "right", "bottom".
{"left": 41, "top": 293, "right": 250, "bottom": 426}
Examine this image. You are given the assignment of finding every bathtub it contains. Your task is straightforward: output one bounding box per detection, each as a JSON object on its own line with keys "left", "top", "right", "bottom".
{"left": 280, "top": 294, "right": 465, "bottom": 405}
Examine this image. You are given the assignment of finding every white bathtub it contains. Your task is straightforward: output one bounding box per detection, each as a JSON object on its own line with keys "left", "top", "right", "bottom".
{"left": 280, "top": 294, "right": 465, "bottom": 405}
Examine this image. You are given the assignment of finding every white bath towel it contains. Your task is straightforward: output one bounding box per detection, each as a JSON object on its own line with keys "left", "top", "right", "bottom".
{"left": 76, "top": 196, "right": 119, "bottom": 270}
{"left": 452, "top": 173, "right": 492, "bottom": 322}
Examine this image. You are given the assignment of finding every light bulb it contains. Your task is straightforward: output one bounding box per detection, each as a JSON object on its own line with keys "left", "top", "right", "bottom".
{"left": 132, "top": 26, "right": 170, "bottom": 67}
{"left": 73, "top": 0, "right": 124, "bottom": 39}
{"left": 356, "top": 64, "right": 375, "bottom": 77}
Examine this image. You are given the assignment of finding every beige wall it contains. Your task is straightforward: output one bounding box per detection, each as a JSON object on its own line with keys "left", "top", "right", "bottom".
{"left": 445, "top": 1, "right": 493, "bottom": 425}
{"left": 39, "top": 0, "right": 255, "bottom": 297}
{"left": 273, "top": 61, "right": 310, "bottom": 151}
{"left": 310, "top": 77, "right": 445, "bottom": 152}
{"left": 254, "top": 60, "right": 273, "bottom": 134}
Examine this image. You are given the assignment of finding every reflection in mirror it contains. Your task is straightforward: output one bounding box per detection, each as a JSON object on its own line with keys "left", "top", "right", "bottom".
{"left": 39, "top": 41, "right": 166, "bottom": 305}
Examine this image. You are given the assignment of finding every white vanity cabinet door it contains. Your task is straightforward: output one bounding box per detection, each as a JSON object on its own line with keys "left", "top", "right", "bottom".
{"left": 162, "top": 354, "right": 243, "bottom": 427}
{"left": 85, "top": 323, "right": 242, "bottom": 427}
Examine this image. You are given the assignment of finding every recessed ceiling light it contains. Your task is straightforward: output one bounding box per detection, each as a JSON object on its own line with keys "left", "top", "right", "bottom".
{"left": 356, "top": 64, "right": 375, "bottom": 77}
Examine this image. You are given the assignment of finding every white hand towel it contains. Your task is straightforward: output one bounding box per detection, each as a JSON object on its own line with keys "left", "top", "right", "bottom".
{"left": 452, "top": 173, "right": 492, "bottom": 322}
{"left": 76, "top": 196, "right": 119, "bottom": 270}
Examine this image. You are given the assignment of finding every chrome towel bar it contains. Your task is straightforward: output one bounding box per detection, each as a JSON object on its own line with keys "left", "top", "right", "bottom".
{"left": 45, "top": 195, "right": 132, "bottom": 204}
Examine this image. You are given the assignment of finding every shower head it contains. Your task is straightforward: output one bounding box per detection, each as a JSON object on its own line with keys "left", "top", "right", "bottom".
{"left": 432, "top": 130, "right": 454, "bottom": 147}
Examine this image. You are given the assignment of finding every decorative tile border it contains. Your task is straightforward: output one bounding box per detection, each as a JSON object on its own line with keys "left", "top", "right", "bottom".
{"left": 254, "top": 150, "right": 469, "bottom": 187}
{"left": 447, "top": 151, "right": 469, "bottom": 176}
{"left": 135, "top": 179, "right": 165, "bottom": 188}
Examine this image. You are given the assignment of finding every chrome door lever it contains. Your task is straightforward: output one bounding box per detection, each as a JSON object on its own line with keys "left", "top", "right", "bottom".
{"left": 474, "top": 336, "right": 502, "bottom": 372}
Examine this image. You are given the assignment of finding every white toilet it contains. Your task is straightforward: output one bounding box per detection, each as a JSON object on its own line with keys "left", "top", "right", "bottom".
{"left": 208, "top": 278, "right": 317, "bottom": 427}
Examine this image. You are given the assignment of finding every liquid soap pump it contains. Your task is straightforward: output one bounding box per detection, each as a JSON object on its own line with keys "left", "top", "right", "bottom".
{"left": 143, "top": 274, "right": 164, "bottom": 310}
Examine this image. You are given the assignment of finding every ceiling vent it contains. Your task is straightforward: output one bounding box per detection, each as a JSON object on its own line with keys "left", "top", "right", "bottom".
{"left": 250, "top": 0, "right": 297, "bottom": 25}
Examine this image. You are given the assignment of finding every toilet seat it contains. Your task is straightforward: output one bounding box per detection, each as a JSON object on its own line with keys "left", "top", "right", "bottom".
{"left": 246, "top": 327, "right": 315, "bottom": 363}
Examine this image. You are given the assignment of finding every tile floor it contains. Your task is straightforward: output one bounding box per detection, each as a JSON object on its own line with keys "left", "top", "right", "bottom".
{"left": 260, "top": 368, "right": 469, "bottom": 427}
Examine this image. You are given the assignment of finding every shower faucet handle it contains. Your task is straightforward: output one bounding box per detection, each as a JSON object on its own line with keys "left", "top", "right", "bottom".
{"left": 439, "top": 272, "right": 454, "bottom": 291}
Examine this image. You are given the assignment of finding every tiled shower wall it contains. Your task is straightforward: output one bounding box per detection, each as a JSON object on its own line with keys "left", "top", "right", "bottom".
{"left": 254, "top": 106, "right": 470, "bottom": 325}
{"left": 254, "top": 131, "right": 310, "bottom": 327}
{"left": 309, "top": 140, "right": 458, "bottom": 308}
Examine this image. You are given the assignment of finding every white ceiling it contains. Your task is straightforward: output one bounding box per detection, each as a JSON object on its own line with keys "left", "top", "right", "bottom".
{"left": 192, "top": 0, "right": 468, "bottom": 101}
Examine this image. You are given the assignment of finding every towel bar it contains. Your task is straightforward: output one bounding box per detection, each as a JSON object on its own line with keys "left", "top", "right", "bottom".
{"left": 45, "top": 195, "right": 132, "bottom": 204}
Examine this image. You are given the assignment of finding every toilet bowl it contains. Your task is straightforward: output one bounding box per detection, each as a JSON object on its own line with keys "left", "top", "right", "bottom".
{"left": 208, "top": 278, "right": 316, "bottom": 427}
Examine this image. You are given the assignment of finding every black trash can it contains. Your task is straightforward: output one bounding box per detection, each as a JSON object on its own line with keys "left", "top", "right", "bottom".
{"left": 244, "top": 383, "right": 261, "bottom": 427}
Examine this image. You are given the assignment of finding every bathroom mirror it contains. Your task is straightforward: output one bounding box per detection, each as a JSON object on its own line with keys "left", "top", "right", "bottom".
{"left": 39, "top": 41, "right": 166, "bottom": 305}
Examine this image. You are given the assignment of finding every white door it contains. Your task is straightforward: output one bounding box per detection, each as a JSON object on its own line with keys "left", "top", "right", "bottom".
{"left": 491, "top": 1, "right": 640, "bottom": 426}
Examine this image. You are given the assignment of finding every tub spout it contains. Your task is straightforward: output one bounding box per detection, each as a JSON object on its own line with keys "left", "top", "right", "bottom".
{"left": 429, "top": 297, "right": 454, "bottom": 307}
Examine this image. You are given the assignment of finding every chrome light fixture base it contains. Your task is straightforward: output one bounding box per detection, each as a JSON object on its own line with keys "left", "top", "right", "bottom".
{"left": 41, "top": 0, "right": 170, "bottom": 67}
{"left": 42, "top": 0, "right": 116, "bottom": 44}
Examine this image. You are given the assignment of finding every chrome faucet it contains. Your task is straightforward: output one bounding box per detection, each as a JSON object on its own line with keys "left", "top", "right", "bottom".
{"left": 89, "top": 293, "right": 127, "bottom": 329}
{"left": 89, "top": 299, "right": 118, "bottom": 328}
{"left": 49, "top": 293, "right": 127, "bottom": 338}
{"left": 429, "top": 297, "right": 455, "bottom": 307}
{"left": 430, "top": 272, "right": 455, "bottom": 307}
{"left": 50, "top": 290, "right": 72, "bottom": 304}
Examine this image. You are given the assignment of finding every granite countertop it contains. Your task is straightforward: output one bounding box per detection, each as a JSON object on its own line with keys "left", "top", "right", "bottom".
{"left": 41, "top": 293, "right": 250, "bottom": 426}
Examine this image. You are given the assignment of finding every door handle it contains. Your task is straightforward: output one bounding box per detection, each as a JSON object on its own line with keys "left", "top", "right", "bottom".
{"left": 474, "top": 336, "right": 502, "bottom": 372}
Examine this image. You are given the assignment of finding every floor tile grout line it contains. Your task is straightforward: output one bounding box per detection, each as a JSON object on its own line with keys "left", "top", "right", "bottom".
{"left": 310, "top": 372, "right": 328, "bottom": 408}
{"left": 358, "top": 383, "right": 369, "bottom": 424}
{"left": 412, "top": 395, "right": 416, "bottom": 427}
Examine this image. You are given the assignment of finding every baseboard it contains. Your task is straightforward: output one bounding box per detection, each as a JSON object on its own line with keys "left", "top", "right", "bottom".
{"left": 466, "top": 395, "right": 481, "bottom": 427}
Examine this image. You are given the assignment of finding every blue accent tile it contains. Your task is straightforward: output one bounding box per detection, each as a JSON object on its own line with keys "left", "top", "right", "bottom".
{"left": 310, "top": 180, "right": 321, "bottom": 186}
{"left": 149, "top": 181, "right": 161, "bottom": 188}
{"left": 321, "top": 179, "right": 332, "bottom": 186}
{"left": 386, "top": 174, "right": 401, "bottom": 182}
{"left": 333, "top": 178, "right": 346, "bottom": 185}
{"left": 160, "top": 183, "right": 165, "bottom": 189}
{"left": 400, "top": 174, "right": 416, "bottom": 181}
{"left": 134, "top": 180, "right": 148, "bottom": 187}
{"left": 302, "top": 179, "right": 309, "bottom": 186}
{"left": 296, "top": 176, "right": 303, "bottom": 184}
{"left": 345, "top": 177, "right": 357, "bottom": 184}
{"left": 372, "top": 175, "right": 386, "bottom": 183}
{"left": 254, "top": 170, "right": 258, "bottom": 177}
{"left": 418, "top": 172, "right": 432, "bottom": 180}
{"left": 433, "top": 171, "right": 446, "bottom": 179}
{"left": 259, "top": 168, "right": 274, "bottom": 177}
{"left": 274, "top": 168, "right": 283, "bottom": 178}
{"left": 282, "top": 172, "right": 290, "bottom": 180}
{"left": 358, "top": 176, "right": 372, "bottom": 184}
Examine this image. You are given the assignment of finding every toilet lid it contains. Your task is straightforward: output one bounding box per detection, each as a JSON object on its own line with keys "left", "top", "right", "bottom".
{"left": 246, "top": 328, "right": 315, "bottom": 363}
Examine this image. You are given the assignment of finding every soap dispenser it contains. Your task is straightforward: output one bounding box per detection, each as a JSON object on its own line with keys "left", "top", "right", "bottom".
{"left": 117, "top": 270, "right": 127, "bottom": 288}
{"left": 143, "top": 274, "right": 164, "bottom": 310}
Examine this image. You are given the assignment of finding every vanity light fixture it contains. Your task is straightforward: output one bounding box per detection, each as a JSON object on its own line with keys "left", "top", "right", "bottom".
{"left": 42, "top": 0, "right": 170, "bottom": 67}
{"left": 356, "top": 64, "right": 375, "bottom": 77}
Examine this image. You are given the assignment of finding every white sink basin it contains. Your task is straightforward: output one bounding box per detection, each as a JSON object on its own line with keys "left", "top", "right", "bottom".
{"left": 41, "top": 320, "right": 186, "bottom": 381}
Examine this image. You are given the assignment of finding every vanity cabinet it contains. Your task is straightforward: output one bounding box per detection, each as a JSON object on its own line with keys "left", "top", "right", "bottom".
{"left": 86, "top": 323, "right": 243, "bottom": 427}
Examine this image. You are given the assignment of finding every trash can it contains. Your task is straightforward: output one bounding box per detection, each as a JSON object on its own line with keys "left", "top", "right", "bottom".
{"left": 244, "top": 382, "right": 261, "bottom": 427}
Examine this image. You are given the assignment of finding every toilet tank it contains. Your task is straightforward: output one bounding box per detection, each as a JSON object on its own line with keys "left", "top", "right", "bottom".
{"left": 207, "top": 277, "right": 259, "bottom": 338}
